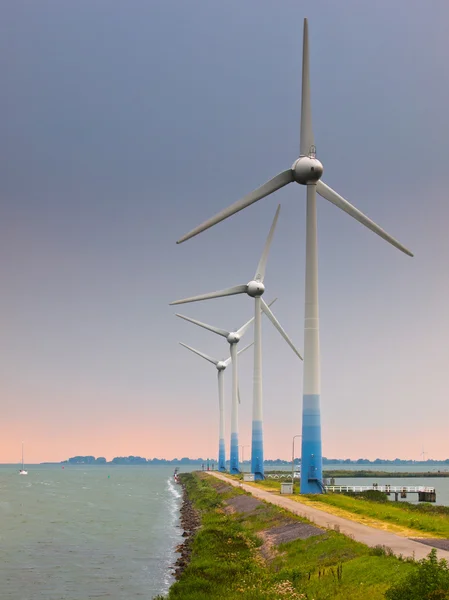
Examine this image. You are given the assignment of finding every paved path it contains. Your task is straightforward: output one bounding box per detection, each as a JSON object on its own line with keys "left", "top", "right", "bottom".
{"left": 210, "top": 472, "right": 449, "bottom": 561}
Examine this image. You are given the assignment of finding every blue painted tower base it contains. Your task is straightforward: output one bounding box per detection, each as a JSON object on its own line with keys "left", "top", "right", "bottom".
{"left": 251, "top": 420, "right": 264, "bottom": 480}
{"left": 230, "top": 432, "right": 239, "bottom": 474}
{"left": 218, "top": 439, "right": 226, "bottom": 472}
{"left": 300, "top": 394, "right": 323, "bottom": 493}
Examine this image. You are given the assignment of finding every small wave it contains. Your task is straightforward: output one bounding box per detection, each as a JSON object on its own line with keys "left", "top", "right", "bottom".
{"left": 167, "top": 479, "right": 181, "bottom": 499}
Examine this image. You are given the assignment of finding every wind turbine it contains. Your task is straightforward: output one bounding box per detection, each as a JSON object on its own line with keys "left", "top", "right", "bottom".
{"left": 171, "top": 205, "right": 303, "bottom": 480}
{"left": 174, "top": 19, "right": 413, "bottom": 493}
{"left": 176, "top": 298, "right": 277, "bottom": 474}
{"left": 179, "top": 341, "right": 253, "bottom": 472}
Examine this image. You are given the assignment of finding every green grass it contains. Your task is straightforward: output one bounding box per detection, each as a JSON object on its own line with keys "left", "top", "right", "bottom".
{"left": 155, "top": 473, "right": 418, "bottom": 600}
{"left": 301, "top": 493, "right": 449, "bottom": 537}
{"left": 240, "top": 476, "right": 449, "bottom": 536}
{"left": 385, "top": 549, "right": 449, "bottom": 600}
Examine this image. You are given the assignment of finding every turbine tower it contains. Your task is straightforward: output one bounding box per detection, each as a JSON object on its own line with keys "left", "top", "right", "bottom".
{"left": 174, "top": 19, "right": 413, "bottom": 493}
{"left": 176, "top": 299, "right": 277, "bottom": 474}
{"left": 179, "top": 341, "right": 253, "bottom": 472}
{"left": 171, "top": 205, "right": 303, "bottom": 480}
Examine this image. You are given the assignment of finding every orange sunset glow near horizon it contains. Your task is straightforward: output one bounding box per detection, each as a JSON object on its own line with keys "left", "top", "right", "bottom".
{"left": 2, "top": 412, "right": 448, "bottom": 464}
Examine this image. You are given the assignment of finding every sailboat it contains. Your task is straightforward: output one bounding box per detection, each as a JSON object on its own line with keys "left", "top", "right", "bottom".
{"left": 19, "top": 442, "right": 28, "bottom": 475}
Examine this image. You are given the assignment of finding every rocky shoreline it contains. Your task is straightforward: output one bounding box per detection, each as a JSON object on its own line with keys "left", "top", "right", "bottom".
{"left": 173, "top": 480, "right": 201, "bottom": 580}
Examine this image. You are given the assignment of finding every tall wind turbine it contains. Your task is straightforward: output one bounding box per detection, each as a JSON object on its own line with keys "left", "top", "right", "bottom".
{"left": 179, "top": 341, "right": 253, "bottom": 472}
{"left": 174, "top": 19, "right": 413, "bottom": 493}
{"left": 171, "top": 205, "right": 303, "bottom": 480}
{"left": 176, "top": 299, "right": 277, "bottom": 474}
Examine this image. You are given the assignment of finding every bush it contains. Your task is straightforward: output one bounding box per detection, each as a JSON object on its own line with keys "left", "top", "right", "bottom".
{"left": 385, "top": 549, "right": 449, "bottom": 600}
{"left": 370, "top": 545, "right": 394, "bottom": 557}
{"left": 343, "top": 490, "right": 389, "bottom": 503}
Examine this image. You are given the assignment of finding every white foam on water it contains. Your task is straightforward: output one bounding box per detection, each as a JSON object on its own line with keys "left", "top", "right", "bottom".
{"left": 167, "top": 478, "right": 181, "bottom": 500}
{"left": 162, "top": 477, "right": 184, "bottom": 590}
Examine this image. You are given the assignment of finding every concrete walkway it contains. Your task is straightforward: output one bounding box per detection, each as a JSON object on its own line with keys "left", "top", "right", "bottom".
{"left": 210, "top": 472, "right": 449, "bottom": 561}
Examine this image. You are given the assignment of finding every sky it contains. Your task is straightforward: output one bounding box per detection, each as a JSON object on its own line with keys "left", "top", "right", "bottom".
{"left": 1, "top": 1, "right": 448, "bottom": 463}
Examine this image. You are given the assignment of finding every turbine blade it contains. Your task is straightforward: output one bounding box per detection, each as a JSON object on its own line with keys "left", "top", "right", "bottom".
{"left": 236, "top": 315, "right": 254, "bottom": 338}
{"left": 223, "top": 355, "right": 232, "bottom": 367}
{"left": 254, "top": 205, "right": 281, "bottom": 282}
{"left": 176, "top": 313, "right": 229, "bottom": 338}
{"left": 177, "top": 170, "right": 294, "bottom": 244}
{"left": 236, "top": 298, "right": 277, "bottom": 337}
{"left": 237, "top": 341, "right": 254, "bottom": 358}
{"left": 300, "top": 18, "right": 315, "bottom": 157}
{"left": 179, "top": 342, "right": 219, "bottom": 366}
{"left": 170, "top": 284, "right": 248, "bottom": 306}
{"left": 316, "top": 180, "right": 414, "bottom": 257}
{"left": 238, "top": 385, "right": 241, "bottom": 404}
{"left": 260, "top": 299, "right": 303, "bottom": 360}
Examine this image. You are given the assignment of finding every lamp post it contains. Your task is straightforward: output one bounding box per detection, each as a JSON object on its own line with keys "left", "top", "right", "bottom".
{"left": 240, "top": 445, "right": 250, "bottom": 472}
{"left": 292, "top": 435, "right": 302, "bottom": 490}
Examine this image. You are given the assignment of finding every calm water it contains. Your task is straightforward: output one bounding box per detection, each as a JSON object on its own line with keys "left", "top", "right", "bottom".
{"left": 0, "top": 465, "right": 190, "bottom": 600}
{"left": 268, "top": 464, "right": 449, "bottom": 506}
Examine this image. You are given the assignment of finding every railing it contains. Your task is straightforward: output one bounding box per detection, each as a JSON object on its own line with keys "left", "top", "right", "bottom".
{"left": 324, "top": 485, "right": 436, "bottom": 493}
{"left": 266, "top": 473, "right": 300, "bottom": 480}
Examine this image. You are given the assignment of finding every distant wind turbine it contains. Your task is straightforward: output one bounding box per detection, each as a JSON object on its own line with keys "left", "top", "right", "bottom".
{"left": 171, "top": 205, "right": 302, "bottom": 480}
{"left": 179, "top": 341, "right": 253, "bottom": 472}
{"left": 176, "top": 298, "right": 277, "bottom": 474}
{"left": 174, "top": 19, "right": 413, "bottom": 493}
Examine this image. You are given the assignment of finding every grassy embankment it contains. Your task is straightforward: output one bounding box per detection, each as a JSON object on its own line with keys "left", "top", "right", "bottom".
{"left": 241, "top": 477, "right": 449, "bottom": 538}
{"left": 156, "top": 472, "right": 417, "bottom": 600}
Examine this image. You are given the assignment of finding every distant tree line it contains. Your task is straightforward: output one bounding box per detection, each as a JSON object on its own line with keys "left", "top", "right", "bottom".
{"left": 62, "top": 456, "right": 212, "bottom": 465}
{"left": 60, "top": 455, "right": 449, "bottom": 465}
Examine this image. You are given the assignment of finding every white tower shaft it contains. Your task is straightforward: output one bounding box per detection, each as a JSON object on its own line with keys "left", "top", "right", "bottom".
{"left": 251, "top": 296, "right": 264, "bottom": 479}
{"left": 217, "top": 370, "right": 226, "bottom": 471}
{"left": 301, "top": 184, "right": 323, "bottom": 492}
{"left": 229, "top": 343, "right": 239, "bottom": 473}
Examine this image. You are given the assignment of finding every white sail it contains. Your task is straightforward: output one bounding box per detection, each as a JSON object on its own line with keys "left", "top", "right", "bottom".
{"left": 19, "top": 442, "right": 28, "bottom": 475}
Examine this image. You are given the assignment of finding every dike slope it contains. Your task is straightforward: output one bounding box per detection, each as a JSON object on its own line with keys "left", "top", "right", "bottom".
{"left": 211, "top": 472, "right": 449, "bottom": 561}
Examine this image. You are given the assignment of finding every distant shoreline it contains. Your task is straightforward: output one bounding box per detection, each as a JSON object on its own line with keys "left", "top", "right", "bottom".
{"left": 2, "top": 455, "right": 449, "bottom": 467}
{"left": 53, "top": 455, "right": 449, "bottom": 466}
{"left": 324, "top": 470, "right": 449, "bottom": 478}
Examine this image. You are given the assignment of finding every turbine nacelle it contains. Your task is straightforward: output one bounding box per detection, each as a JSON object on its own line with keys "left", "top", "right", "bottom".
{"left": 227, "top": 332, "right": 240, "bottom": 344}
{"left": 216, "top": 361, "right": 227, "bottom": 371}
{"left": 292, "top": 156, "right": 323, "bottom": 185}
{"left": 246, "top": 280, "right": 265, "bottom": 297}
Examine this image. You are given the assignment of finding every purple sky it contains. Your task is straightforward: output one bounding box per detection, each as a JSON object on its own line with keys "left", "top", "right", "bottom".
{"left": 1, "top": 1, "right": 448, "bottom": 462}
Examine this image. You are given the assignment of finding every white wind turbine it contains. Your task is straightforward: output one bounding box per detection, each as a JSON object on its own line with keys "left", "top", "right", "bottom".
{"left": 174, "top": 19, "right": 413, "bottom": 493}
{"left": 176, "top": 298, "right": 277, "bottom": 475}
{"left": 171, "top": 205, "right": 303, "bottom": 480}
{"left": 179, "top": 341, "right": 253, "bottom": 472}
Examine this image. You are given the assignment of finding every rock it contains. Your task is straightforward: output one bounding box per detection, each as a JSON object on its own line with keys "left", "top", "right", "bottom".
{"left": 170, "top": 481, "right": 201, "bottom": 580}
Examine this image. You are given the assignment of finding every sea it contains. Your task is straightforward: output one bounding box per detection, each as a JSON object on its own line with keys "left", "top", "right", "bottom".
{"left": 1, "top": 464, "right": 448, "bottom": 600}
{"left": 0, "top": 464, "right": 196, "bottom": 600}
